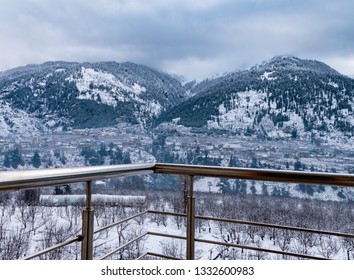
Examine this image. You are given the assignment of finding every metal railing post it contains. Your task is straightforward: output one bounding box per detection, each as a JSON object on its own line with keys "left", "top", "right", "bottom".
{"left": 81, "top": 181, "right": 94, "bottom": 260}
{"left": 186, "top": 175, "right": 195, "bottom": 260}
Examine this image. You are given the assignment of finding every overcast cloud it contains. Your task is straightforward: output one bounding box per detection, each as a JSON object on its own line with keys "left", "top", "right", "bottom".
{"left": 0, "top": 0, "right": 353, "bottom": 79}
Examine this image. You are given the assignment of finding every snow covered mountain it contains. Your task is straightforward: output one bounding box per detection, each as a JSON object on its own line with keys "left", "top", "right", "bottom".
{"left": 0, "top": 61, "right": 185, "bottom": 134}
{"left": 1, "top": 56, "right": 353, "bottom": 141}
{"left": 157, "top": 56, "right": 354, "bottom": 141}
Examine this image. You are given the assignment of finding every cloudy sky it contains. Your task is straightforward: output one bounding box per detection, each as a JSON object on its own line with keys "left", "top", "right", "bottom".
{"left": 1, "top": 0, "right": 353, "bottom": 80}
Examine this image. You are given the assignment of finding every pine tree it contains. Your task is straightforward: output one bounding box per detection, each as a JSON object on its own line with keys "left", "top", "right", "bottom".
{"left": 3, "top": 154, "right": 11, "bottom": 168}
{"left": 250, "top": 182, "right": 257, "bottom": 195}
{"left": 31, "top": 151, "right": 41, "bottom": 168}
{"left": 294, "top": 160, "right": 304, "bottom": 171}
{"left": 21, "top": 189, "right": 40, "bottom": 205}
{"left": 123, "top": 152, "right": 131, "bottom": 164}
{"left": 54, "top": 186, "right": 64, "bottom": 195}
{"left": 60, "top": 153, "right": 67, "bottom": 165}
{"left": 10, "top": 148, "right": 24, "bottom": 169}
{"left": 218, "top": 178, "right": 230, "bottom": 194}
{"left": 262, "top": 183, "right": 269, "bottom": 196}
{"left": 64, "top": 185, "right": 72, "bottom": 194}
{"left": 98, "top": 143, "right": 107, "bottom": 157}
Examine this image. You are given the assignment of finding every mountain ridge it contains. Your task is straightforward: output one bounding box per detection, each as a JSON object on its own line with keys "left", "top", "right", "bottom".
{"left": 0, "top": 56, "right": 353, "bottom": 141}
{"left": 252, "top": 55, "right": 341, "bottom": 76}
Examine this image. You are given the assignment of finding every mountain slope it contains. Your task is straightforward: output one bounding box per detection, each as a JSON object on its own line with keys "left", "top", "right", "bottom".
{"left": 157, "top": 56, "right": 354, "bottom": 139}
{"left": 0, "top": 61, "right": 185, "bottom": 133}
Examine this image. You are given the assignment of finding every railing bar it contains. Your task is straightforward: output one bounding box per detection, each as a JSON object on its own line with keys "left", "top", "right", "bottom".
{"left": 195, "top": 238, "right": 329, "bottom": 260}
{"left": 81, "top": 181, "right": 94, "bottom": 260}
{"left": 196, "top": 215, "right": 354, "bottom": 239}
{"left": 143, "top": 252, "right": 183, "bottom": 260}
{"left": 147, "top": 231, "right": 187, "bottom": 240}
{"left": 2, "top": 163, "right": 353, "bottom": 192}
{"left": 186, "top": 175, "right": 195, "bottom": 260}
{"left": 154, "top": 163, "right": 354, "bottom": 188}
{"left": 136, "top": 253, "right": 149, "bottom": 260}
{"left": 94, "top": 210, "right": 148, "bottom": 234}
{"left": 0, "top": 163, "right": 155, "bottom": 191}
{"left": 86, "top": 180, "right": 92, "bottom": 210}
{"left": 147, "top": 210, "right": 187, "bottom": 217}
{"left": 22, "top": 235, "right": 82, "bottom": 260}
{"left": 99, "top": 233, "right": 148, "bottom": 260}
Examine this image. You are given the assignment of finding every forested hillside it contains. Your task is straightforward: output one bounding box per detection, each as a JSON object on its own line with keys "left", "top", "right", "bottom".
{"left": 157, "top": 56, "right": 354, "bottom": 139}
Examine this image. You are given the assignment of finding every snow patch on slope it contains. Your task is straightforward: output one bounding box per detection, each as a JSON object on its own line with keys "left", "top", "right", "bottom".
{"left": 0, "top": 102, "right": 44, "bottom": 137}
{"left": 67, "top": 67, "right": 146, "bottom": 107}
{"left": 206, "top": 90, "right": 308, "bottom": 138}
{"left": 260, "top": 71, "right": 277, "bottom": 81}
{"left": 207, "top": 91, "right": 268, "bottom": 131}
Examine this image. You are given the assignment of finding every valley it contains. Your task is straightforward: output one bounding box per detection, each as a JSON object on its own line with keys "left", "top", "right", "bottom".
{"left": 0, "top": 55, "right": 353, "bottom": 200}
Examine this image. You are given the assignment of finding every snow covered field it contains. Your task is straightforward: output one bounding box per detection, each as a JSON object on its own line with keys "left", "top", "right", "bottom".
{"left": 1, "top": 188, "right": 353, "bottom": 260}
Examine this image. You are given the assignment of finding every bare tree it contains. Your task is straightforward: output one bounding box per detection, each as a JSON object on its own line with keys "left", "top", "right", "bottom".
{"left": 39, "top": 219, "right": 74, "bottom": 260}
{"left": 120, "top": 228, "right": 146, "bottom": 260}
{"left": 214, "top": 245, "right": 240, "bottom": 260}
{"left": 115, "top": 221, "right": 130, "bottom": 245}
{"left": 293, "top": 232, "right": 318, "bottom": 259}
{"left": 169, "top": 195, "right": 185, "bottom": 230}
{"left": 27, "top": 205, "right": 40, "bottom": 234}
{"left": 160, "top": 239, "right": 185, "bottom": 259}
{"left": 0, "top": 212, "right": 9, "bottom": 241}
{"left": 342, "top": 237, "right": 354, "bottom": 260}
{"left": 316, "top": 236, "right": 340, "bottom": 259}
{"left": 248, "top": 238, "right": 269, "bottom": 260}
{"left": 16, "top": 203, "right": 30, "bottom": 230}
{"left": 150, "top": 198, "right": 168, "bottom": 227}
{"left": 0, "top": 229, "right": 30, "bottom": 260}
{"left": 131, "top": 201, "right": 147, "bottom": 226}
{"left": 276, "top": 230, "right": 293, "bottom": 259}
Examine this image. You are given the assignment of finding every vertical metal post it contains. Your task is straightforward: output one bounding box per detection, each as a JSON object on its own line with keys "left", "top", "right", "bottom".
{"left": 186, "top": 175, "right": 195, "bottom": 260}
{"left": 81, "top": 181, "right": 94, "bottom": 260}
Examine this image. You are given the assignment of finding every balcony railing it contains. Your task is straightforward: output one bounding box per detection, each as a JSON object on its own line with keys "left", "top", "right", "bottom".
{"left": 0, "top": 163, "right": 353, "bottom": 260}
